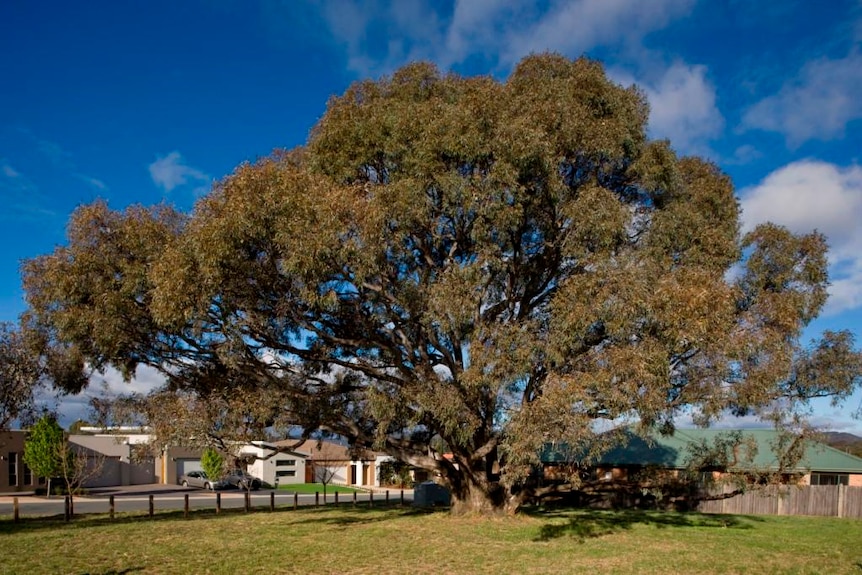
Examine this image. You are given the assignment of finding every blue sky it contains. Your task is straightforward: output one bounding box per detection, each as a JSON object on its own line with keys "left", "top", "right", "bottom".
{"left": 1, "top": 0, "right": 861, "bottom": 432}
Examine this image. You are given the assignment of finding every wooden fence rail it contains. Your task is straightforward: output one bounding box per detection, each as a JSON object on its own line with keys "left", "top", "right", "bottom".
{"left": 2, "top": 489, "right": 404, "bottom": 524}
{"left": 696, "top": 485, "right": 862, "bottom": 519}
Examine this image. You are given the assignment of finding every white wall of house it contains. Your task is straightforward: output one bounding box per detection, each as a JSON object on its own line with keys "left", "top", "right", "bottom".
{"left": 374, "top": 455, "right": 393, "bottom": 487}
{"left": 78, "top": 427, "right": 153, "bottom": 445}
{"left": 238, "top": 443, "right": 307, "bottom": 486}
{"left": 314, "top": 463, "right": 348, "bottom": 485}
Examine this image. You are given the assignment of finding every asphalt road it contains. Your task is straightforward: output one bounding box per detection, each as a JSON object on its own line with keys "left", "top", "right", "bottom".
{"left": 0, "top": 487, "right": 414, "bottom": 519}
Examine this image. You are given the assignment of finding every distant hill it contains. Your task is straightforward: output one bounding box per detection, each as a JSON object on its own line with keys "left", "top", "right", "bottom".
{"left": 822, "top": 432, "right": 862, "bottom": 458}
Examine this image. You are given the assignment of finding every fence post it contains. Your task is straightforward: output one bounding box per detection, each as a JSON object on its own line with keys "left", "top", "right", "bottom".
{"left": 184, "top": 494, "right": 190, "bottom": 519}
{"left": 352, "top": 491, "right": 357, "bottom": 507}
{"left": 315, "top": 492, "right": 319, "bottom": 507}
{"left": 216, "top": 492, "right": 222, "bottom": 514}
{"left": 109, "top": 495, "right": 115, "bottom": 520}
{"left": 64, "top": 496, "right": 70, "bottom": 522}
{"left": 386, "top": 490, "right": 389, "bottom": 505}
{"left": 400, "top": 489, "right": 404, "bottom": 506}
{"left": 270, "top": 491, "right": 275, "bottom": 512}
{"left": 369, "top": 491, "right": 373, "bottom": 508}
{"left": 293, "top": 492, "right": 298, "bottom": 511}
{"left": 148, "top": 494, "right": 154, "bottom": 518}
{"left": 837, "top": 484, "right": 846, "bottom": 518}
{"left": 245, "top": 492, "right": 251, "bottom": 513}
{"left": 334, "top": 491, "right": 339, "bottom": 505}
{"left": 12, "top": 497, "right": 19, "bottom": 523}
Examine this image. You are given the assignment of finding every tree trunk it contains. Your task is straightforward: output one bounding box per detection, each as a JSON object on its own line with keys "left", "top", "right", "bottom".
{"left": 445, "top": 464, "right": 508, "bottom": 516}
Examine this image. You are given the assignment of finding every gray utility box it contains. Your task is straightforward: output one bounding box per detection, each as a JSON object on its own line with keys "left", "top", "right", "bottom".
{"left": 412, "top": 481, "right": 451, "bottom": 507}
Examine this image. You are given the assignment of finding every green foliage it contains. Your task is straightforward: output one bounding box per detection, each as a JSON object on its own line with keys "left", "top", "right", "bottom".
{"left": 200, "top": 447, "right": 224, "bottom": 481}
{"left": 23, "top": 414, "right": 66, "bottom": 480}
{"left": 378, "top": 459, "right": 414, "bottom": 488}
{"left": 67, "top": 419, "right": 90, "bottom": 433}
{"left": 0, "top": 322, "right": 42, "bottom": 429}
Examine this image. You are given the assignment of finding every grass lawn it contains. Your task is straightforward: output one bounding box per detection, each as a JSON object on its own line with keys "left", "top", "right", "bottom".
{"left": 1, "top": 506, "right": 860, "bottom": 574}
{"left": 276, "top": 482, "right": 362, "bottom": 494}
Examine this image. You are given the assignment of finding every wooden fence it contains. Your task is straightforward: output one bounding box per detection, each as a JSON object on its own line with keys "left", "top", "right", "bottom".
{"left": 696, "top": 485, "right": 862, "bottom": 519}
{"left": 3, "top": 489, "right": 408, "bottom": 523}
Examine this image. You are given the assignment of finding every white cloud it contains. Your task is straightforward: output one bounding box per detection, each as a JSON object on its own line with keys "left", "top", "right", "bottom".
{"left": 742, "top": 51, "right": 862, "bottom": 146}
{"left": 76, "top": 174, "right": 108, "bottom": 191}
{"left": 445, "top": 0, "right": 513, "bottom": 62}
{"left": 611, "top": 62, "right": 724, "bottom": 156}
{"left": 51, "top": 364, "right": 167, "bottom": 427}
{"left": 312, "top": 0, "right": 695, "bottom": 74}
{"left": 642, "top": 63, "right": 723, "bottom": 155}
{"left": 726, "top": 144, "right": 762, "bottom": 165}
{"left": 1, "top": 160, "right": 21, "bottom": 179}
{"left": 495, "top": 0, "right": 695, "bottom": 67}
{"left": 148, "top": 151, "right": 211, "bottom": 193}
{"left": 739, "top": 160, "right": 862, "bottom": 315}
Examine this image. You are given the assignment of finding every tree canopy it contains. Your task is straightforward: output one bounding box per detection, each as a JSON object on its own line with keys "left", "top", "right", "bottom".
{"left": 22, "top": 54, "right": 862, "bottom": 514}
{"left": 0, "top": 322, "right": 41, "bottom": 430}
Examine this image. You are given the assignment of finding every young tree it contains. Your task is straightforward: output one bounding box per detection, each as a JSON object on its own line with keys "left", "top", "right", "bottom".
{"left": 22, "top": 55, "right": 862, "bottom": 515}
{"left": 56, "top": 439, "right": 105, "bottom": 516}
{"left": 313, "top": 463, "right": 340, "bottom": 503}
{"left": 22, "top": 413, "right": 104, "bottom": 514}
{"left": 200, "top": 447, "right": 225, "bottom": 488}
{"left": 23, "top": 414, "right": 65, "bottom": 497}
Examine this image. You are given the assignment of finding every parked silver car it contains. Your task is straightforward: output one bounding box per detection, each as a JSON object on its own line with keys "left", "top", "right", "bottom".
{"left": 224, "top": 469, "right": 261, "bottom": 490}
{"left": 179, "top": 470, "right": 218, "bottom": 490}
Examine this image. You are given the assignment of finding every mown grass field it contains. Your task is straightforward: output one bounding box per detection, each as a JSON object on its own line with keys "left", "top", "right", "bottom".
{"left": 276, "top": 482, "right": 362, "bottom": 494}
{"left": 1, "top": 505, "right": 860, "bottom": 574}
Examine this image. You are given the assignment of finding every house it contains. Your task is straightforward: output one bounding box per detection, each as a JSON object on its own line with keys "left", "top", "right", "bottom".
{"left": 155, "top": 446, "right": 205, "bottom": 485}
{"left": 0, "top": 431, "right": 44, "bottom": 493}
{"left": 372, "top": 454, "right": 430, "bottom": 487}
{"left": 154, "top": 441, "right": 310, "bottom": 487}
{"left": 238, "top": 441, "right": 307, "bottom": 487}
{"left": 280, "top": 439, "right": 382, "bottom": 487}
{"left": 542, "top": 428, "right": 862, "bottom": 487}
{"left": 1, "top": 428, "right": 157, "bottom": 492}
{"left": 68, "top": 434, "right": 156, "bottom": 487}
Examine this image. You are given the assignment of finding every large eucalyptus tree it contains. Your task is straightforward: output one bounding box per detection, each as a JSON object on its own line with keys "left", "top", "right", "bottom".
{"left": 23, "top": 55, "right": 862, "bottom": 514}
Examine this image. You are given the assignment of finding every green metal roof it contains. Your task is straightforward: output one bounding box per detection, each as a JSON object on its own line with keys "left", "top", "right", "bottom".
{"left": 542, "top": 429, "right": 862, "bottom": 473}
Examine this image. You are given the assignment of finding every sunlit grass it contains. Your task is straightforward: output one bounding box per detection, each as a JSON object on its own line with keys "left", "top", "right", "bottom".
{"left": 276, "top": 482, "right": 363, "bottom": 494}
{"left": 1, "top": 506, "right": 860, "bottom": 574}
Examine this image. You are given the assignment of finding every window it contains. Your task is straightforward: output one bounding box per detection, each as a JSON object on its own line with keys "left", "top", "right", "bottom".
{"left": 810, "top": 473, "right": 849, "bottom": 486}
{"left": 276, "top": 470, "right": 296, "bottom": 478}
{"left": 276, "top": 459, "right": 296, "bottom": 467}
{"left": 23, "top": 461, "right": 32, "bottom": 486}
{"left": 8, "top": 452, "right": 18, "bottom": 487}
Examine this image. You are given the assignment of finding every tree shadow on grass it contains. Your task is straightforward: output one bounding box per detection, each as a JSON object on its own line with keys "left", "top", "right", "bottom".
{"left": 286, "top": 504, "right": 447, "bottom": 530}
{"left": 523, "top": 508, "right": 764, "bottom": 542}
{"left": 0, "top": 503, "right": 432, "bottom": 535}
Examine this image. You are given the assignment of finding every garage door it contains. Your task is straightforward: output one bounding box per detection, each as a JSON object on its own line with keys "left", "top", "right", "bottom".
{"left": 176, "top": 458, "right": 202, "bottom": 477}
